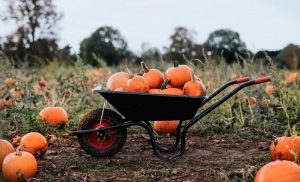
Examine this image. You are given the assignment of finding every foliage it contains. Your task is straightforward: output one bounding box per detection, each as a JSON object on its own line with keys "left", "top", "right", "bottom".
{"left": 164, "top": 27, "right": 204, "bottom": 63}
{"left": 204, "top": 29, "right": 250, "bottom": 63}
{"left": 276, "top": 44, "right": 300, "bottom": 69}
{"left": 1, "top": 0, "right": 63, "bottom": 64}
{"left": 79, "top": 26, "right": 131, "bottom": 66}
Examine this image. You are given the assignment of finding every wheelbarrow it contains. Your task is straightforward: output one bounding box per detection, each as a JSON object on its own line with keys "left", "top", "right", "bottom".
{"left": 69, "top": 76, "right": 271, "bottom": 161}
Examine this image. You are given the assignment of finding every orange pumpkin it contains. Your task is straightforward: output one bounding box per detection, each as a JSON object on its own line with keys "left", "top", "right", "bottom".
{"left": 141, "top": 61, "right": 164, "bottom": 89}
{"left": 39, "top": 79, "right": 47, "bottom": 87}
{"left": 5, "top": 96, "right": 13, "bottom": 107}
{"left": 39, "top": 107, "right": 69, "bottom": 126}
{"left": 20, "top": 132, "right": 48, "bottom": 158}
{"left": 254, "top": 160, "right": 300, "bottom": 182}
{"left": 10, "top": 88, "right": 22, "bottom": 98}
{"left": 287, "top": 72, "right": 297, "bottom": 82}
{"left": 106, "top": 72, "right": 129, "bottom": 91}
{"left": 126, "top": 76, "right": 149, "bottom": 92}
{"left": 0, "top": 139, "right": 15, "bottom": 166}
{"left": 5, "top": 78, "right": 16, "bottom": 88}
{"left": 269, "top": 136, "right": 300, "bottom": 161}
{"left": 165, "top": 62, "right": 192, "bottom": 87}
{"left": 153, "top": 120, "right": 179, "bottom": 133}
{"left": 2, "top": 146, "right": 37, "bottom": 182}
{"left": 183, "top": 74, "right": 207, "bottom": 96}
{"left": 265, "top": 85, "right": 275, "bottom": 94}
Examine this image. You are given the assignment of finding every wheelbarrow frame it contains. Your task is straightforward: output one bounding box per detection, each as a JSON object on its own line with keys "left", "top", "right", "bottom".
{"left": 69, "top": 76, "right": 271, "bottom": 161}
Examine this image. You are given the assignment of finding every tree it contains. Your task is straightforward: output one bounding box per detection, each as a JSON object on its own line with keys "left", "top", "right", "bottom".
{"left": 2, "top": 0, "right": 63, "bottom": 63}
{"left": 140, "top": 43, "right": 162, "bottom": 62}
{"left": 277, "top": 44, "right": 300, "bottom": 69}
{"left": 164, "top": 27, "right": 199, "bottom": 63}
{"left": 79, "top": 26, "right": 130, "bottom": 66}
{"left": 204, "top": 29, "right": 250, "bottom": 63}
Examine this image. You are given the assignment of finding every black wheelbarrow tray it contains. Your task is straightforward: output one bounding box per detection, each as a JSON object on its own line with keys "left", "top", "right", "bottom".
{"left": 69, "top": 76, "right": 271, "bottom": 161}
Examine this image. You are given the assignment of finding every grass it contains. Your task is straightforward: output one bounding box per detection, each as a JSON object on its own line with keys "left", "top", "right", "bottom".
{"left": 0, "top": 56, "right": 299, "bottom": 139}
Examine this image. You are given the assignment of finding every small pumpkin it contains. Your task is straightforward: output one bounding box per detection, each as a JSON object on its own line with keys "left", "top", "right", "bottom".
{"left": 2, "top": 146, "right": 37, "bottom": 182}
{"left": 153, "top": 120, "right": 179, "bottom": 133}
{"left": 265, "top": 85, "right": 275, "bottom": 94}
{"left": 19, "top": 132, "right": 48, "bottom": 158}
{"left": 254, "top": 160, "right": 300, "bottom": 182}
{"left": 183, "top": 73, "right": 207, "bottom": 96}
{"left": 149, "top": 80, "right": 183, "bottom": 95}
{"left": 269, "top": 136, "right": 300, "bottom": 161}
{"left": 165, "top": 61, "right": 192, "bottom": 87}
{"left": 126, "top": 76, "right": 149, "bottom": 92}
{"left": 5, "top": 78, "right": 16, "bottom": 88}
{"left": 5, "top": 96, "right": 14, "bottom": 107}
{"left": 0, "top": 139, "right": 15, "bottom": 166}
{"left": 39, "top": 79, "right": 47, "bottom": 87}
{"left": 287, "top": 72, "right": 297, "bottom": 82}
{"left": 39, "top": 107, "right": 69, "bottom": 126}
{"left": 141, "top": 61, "right": 164, "bottom": 89}
{"left": 106, "top": 71, "right": 129, "bottom": 91}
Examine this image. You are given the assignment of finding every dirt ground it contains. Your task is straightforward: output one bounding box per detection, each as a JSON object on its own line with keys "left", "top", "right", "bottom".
{"left": 7, "top": 132, "right": 268, "bottom": 182}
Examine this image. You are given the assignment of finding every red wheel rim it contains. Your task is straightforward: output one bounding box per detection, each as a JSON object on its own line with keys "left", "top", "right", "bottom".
{"left": 86, "top": 120, "right": 117, "bottom": 149}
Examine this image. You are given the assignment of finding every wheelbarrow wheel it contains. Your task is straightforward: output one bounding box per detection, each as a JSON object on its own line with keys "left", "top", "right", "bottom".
{"left": 77, "top": 108, "right": 127, "bottom": 157}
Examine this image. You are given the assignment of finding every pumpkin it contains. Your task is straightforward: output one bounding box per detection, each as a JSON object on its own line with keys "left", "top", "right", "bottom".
{"left": 2, "top": 146, "right": 37, "bottom": 182}
{"left": 254, "top": 160, "right": 300, "bottom": 182}
{"left": 183, "top": 73, "right": 207, "bottom": 96}
{"left": 141, "top": 61, "right": 164, "bottom": 89}
{"left": 153, "top": 120, "right": 179, "bottom": 133}
{"left": 0, "top": 139, "right": 15, "bottom": 166}
{"left": 106, "top": 72, "right": 129, "bottom": 91}
{"left": 20, "top": 132, "right": 48, "bottom": 158}
{"left": 5, "top": 96, "right": 14, "bottom": 107}
{"left": 39, "top": 107, "right": 69, "bottom": 126}
{"left": 10, "top": 88, "right": 23, "bottom": 98}
{"left": 241, "top": 96, "right": 257, "bottom": 106}
{"left": 287, "top": 72, "right": 297, "bottom": 82}
{"left": 149, "top": 80, "right": 183, "bottom": 95}
{"left": 40, "top": 79, "right": 47, "bottom": 87}
{"left": 5, "top": 78, "right": 16, "bottom": 88}
{"left": 126, "top": 76, "right": 149, "bottom": 92}
{"left": 265, "top": 85, "right": 275, "bottom": 94}
{"left": 165, "top": 62, "right": 192, "bottom": 87}
{"left": 269, "top": 136, "right": 300, "bottom": 161}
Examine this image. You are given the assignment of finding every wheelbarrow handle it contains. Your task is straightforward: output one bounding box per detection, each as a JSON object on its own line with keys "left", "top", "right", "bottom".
{"left": 235, "top": 77, "right": 251, "bottom": 83}
{"left": 253, "top": 76, "right": 272, "bottom": 84}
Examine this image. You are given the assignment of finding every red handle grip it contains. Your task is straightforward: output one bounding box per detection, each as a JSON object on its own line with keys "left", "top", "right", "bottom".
{"left": 236, "top": 77, "right": 251, "bottom": 83}
{"left": 254, "top": 76, "right": 272, "bottom": 84}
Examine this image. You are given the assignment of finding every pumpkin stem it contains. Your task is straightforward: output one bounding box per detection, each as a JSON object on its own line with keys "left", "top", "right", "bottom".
{"left": 125, "top": 66, "right": 134, "bottom": 79}
{"left": 161, "top": 80, "right": 170, "bottom": 90}
{"left": 16, "top": 145, "right": 27, "bottom": 156}
{"left": 16, "top": 171, "right": 26, "bottom": 182}
{"left": 174, "top": 60, "right": 179, "bottom": 67}
{"left": 141, "top": 61, "right": 149, "bottom": 73}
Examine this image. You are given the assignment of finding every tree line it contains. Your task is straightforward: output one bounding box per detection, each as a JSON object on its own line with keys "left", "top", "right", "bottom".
{"left": 0, "top": 0, "right": 299, "bottom": 69}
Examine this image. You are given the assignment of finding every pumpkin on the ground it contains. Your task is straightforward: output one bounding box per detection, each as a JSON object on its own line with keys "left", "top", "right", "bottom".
{"left": 269, "top": 136, "right": 300, "bottom": 161}
{"left": 39, "top": 107, "right": 69, "bottom": 126}
{"left": 141, "top": 61, "right": 164, "bottom": 89}
{"left": 153, "top": 120, "right": 179, "bottom": 133}
{"left": 2, "top": 146, "right": 37, "bottom": 182}
{"left": 254, "top": 160, "right": 300, "bottom": 182}
{"left": 0, "top": 139, "right": 15, "bottom": 166}
{"left": 19, "top": 132, "right": 48, "bottom": 158}
{"left": 265, "top": 85, "right": 275, "bottom": 94}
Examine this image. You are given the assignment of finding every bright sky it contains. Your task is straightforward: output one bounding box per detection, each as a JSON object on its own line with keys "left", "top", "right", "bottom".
{"left": 1, "top": 0, "right": 300, "bottom": 54}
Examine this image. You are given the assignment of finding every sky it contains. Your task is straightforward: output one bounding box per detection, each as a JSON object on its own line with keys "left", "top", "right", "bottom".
{"left": 1, "top": 0, "right": 300, "bottom": 55}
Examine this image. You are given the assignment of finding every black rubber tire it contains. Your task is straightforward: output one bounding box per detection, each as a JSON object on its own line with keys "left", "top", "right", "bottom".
{"left": 77, "top": 108, "right": 127, "bottom": 157}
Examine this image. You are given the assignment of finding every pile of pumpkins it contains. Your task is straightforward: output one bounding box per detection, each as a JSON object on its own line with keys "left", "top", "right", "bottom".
{"left": 0, "top": 106, "right": 68, "bottom": 181}
{"left": 0, "top": 132, "right": 48, "bottom": 181}
{"left": 106, "top": 61, "right": 207, "bottom": 133}
{"left": 254, "top": 136, "right": 300, "bottom": 182}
